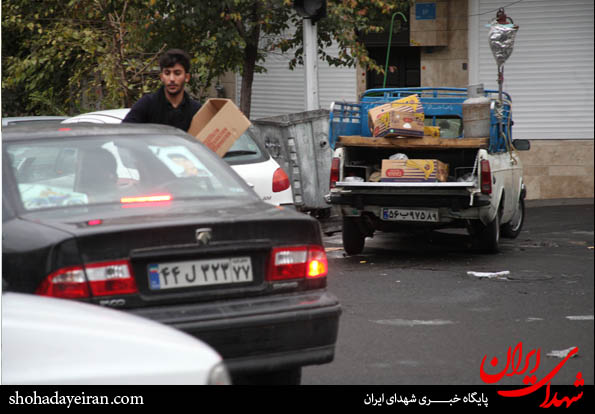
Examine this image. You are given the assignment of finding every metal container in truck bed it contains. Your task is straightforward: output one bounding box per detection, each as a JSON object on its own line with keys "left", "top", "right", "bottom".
{"left": 327, "top": 87, "right": 531, "bottom": 255}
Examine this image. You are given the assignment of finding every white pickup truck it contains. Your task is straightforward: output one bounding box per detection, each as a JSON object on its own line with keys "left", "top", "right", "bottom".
{"left": 327, "top": 87, "right": 530, "bottom": 255}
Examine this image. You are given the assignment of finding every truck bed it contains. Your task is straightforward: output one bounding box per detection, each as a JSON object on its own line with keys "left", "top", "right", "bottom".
{"left": 337, "top": 135, "right": 489, "bottom": 150}
{"left": 335, "top": 181, "right": 476, "bottom": 188}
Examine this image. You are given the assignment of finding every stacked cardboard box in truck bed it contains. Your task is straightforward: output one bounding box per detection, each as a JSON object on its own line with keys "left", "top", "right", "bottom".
{"left": 368, "top": 95, "right": 425, "bottom": 138}
{"left": 380, "top": 159, "right": 449, "bottom": 182}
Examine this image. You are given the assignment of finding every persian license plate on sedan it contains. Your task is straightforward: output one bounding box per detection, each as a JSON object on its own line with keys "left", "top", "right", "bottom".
{"left": 381, "top": 208, "right": 439, "bottom": 222}
{"left": 148, "top": 256, "right": 252, "bottom": 290}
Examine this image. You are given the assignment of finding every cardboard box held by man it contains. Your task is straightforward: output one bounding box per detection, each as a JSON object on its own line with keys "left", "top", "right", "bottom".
{"left": 188, "top": 99, "right": 251, "bottom": 157}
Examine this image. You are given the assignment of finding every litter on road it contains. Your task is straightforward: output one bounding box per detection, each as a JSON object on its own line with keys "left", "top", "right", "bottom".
{"left": 547, "top": 347, "right": 579, "bottom": 359}
{"left": 467, "top": 271, "right": 510, "bottom": 279}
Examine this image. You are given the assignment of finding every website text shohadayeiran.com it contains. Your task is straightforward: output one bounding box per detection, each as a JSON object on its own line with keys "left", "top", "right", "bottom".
{"left": 8, "top": 390, "right": 144, "bottom": 408}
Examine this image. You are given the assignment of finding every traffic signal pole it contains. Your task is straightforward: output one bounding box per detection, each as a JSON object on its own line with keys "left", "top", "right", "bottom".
{"left": 303, "top": 18, "right": 320, "bottom": 111}
{"left": 294, "top": 0, "right": 326, "bottom": 111}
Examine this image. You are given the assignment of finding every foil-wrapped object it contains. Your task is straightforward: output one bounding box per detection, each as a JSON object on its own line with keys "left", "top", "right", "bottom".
{"left": 489, "top": 23, "right": 519, "bottom": 67}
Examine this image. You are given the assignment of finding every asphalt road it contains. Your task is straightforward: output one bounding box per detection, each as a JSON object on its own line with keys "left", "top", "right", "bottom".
{"left": 303, "top": 201, "right": 594, "bottom": 385}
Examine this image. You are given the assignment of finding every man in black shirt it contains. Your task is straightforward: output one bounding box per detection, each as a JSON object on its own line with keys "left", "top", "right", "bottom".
{"left": 123, "top": 49, "right": 201, "bottom": 131}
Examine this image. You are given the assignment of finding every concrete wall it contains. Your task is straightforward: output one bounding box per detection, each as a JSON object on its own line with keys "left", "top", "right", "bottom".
{"left": 519, "top": 140, "right": 594, "bottom": 200}
{"left": 414, "top": 0, "right": 468, "bottom": 88}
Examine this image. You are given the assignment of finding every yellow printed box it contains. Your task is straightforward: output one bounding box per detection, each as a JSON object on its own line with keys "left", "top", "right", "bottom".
{"left": 380, "top": 159, "right": 449, "bottom": 182}
{"left": 424, "top": 126, "right": 441, "bottom": 137}
{"left": 368, "top": 95, "right": 425, "bottom": 138}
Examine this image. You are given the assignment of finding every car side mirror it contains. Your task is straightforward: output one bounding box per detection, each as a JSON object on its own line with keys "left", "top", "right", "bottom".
{"left": 512, "top": 139, "right": 530, "bottom": 151}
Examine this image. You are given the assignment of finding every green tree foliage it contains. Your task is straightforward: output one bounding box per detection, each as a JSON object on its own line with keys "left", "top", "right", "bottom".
{"left": 2, "top": 0, "right": 164, "bottom": 116}
{"left": 147, "top": 0, "right": 294, "bottom": 117}
{"left": 2, "top": 0, "right": 408, "bottom": 118}
{"left": 281, "top": 0, "right": 408, "bottom": 73}
{"left": 148, "top": 0, "right": 408, "bottom": 117}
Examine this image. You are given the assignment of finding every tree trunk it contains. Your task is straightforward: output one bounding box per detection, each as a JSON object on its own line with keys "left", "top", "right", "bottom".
{"left": 239, "top": 24, "right": 261, "bottom": 119}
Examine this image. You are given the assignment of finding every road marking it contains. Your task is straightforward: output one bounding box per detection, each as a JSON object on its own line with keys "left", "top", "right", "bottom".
{"left": 566, "top": 315, "right": 594, "bottom": 321}
{"left": 372, "top": 319, "right": 455, "bottom": 327}
{"left": 572, "top": 230, "right": 594, "bottom": 235}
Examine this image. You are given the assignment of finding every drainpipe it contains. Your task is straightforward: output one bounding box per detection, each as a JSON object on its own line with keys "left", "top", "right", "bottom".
{"left": 383, "top": 12, "right": 408, "bottom": 88}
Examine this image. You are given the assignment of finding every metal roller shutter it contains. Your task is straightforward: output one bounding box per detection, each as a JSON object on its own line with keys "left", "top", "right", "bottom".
{"left": 470, "top": 0, "right": 594, "bottom": 139}
{"left": 237, "top": 37, "right": 357, "bottom": 119}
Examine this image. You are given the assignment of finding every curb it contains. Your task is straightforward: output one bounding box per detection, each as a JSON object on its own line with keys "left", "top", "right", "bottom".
{"left": 526, "top": 198, "right": 594, "bottom": 208}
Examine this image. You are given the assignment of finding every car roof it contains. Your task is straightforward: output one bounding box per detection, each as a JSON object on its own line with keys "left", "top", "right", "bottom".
{"left": 1, "top": 116, "right": 68, "bottom": 127}
{"left": 62, "top": 108, "right": 130, "bottom": 124}
{"left": 1, "top": 122, "right": 190, "bottom": 142}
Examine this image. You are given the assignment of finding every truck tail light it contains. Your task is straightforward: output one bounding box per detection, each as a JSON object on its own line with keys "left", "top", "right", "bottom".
{"left": 267, "top": 245, "right": 328, "bottom": 281}
{"left": 272, "top": 168, "right": 290, "bottom": 192}
{"left": 480, "top": 159, "right": 492, "bottom": 194}
{"left": 330, "top": 157, "right": 340, "bottom": 188}
{"left": 36, "top": 260, "right": 138, "bottom": 299}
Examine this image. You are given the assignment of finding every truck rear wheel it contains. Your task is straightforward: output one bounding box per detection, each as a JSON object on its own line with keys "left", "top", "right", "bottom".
{"left": 501, "top": 198, "right": 525, "bottom": 239}
{"left": 473, "top": 213, "right": 500, "bottom": 254}
{"left": 342, "top": 217, "right": 365, "bottom": 255}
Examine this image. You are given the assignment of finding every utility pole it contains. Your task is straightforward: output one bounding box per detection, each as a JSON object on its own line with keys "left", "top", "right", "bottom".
{"left": 294, "top": 0, "right": 327, "bottom": 111}
{"left": 303, "top": 18, "right": 319, "bottom": 110}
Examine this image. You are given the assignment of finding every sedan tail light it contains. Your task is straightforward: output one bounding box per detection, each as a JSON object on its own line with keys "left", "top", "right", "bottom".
{"left": 306, "top": 246, "right": 328, "bottom": 278}
{"left": 36, "top": 260, "right": 138, "bottom": 299}
{"left": 272, "top": 168, "right": 290, "bottom": 193}
{"left": 121, "top": 194, "right": 173, "bottom": 208}
{"left": 85, "top": 260, "right": 138, "bottom": 296}
{"left": 267, "top": 245, "right": 328, "bottom": 281}
{"left": 36, "top": 266, "right": 89, "bottom": 299}
{"left": 121, "top": 194, "right": 172, "bottom": 204}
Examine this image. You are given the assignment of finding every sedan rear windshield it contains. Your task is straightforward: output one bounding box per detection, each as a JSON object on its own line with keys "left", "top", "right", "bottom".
{"left": 222, "top": 129, "right": 268, "bottom": 165}
{"left": 5, "top": 134, "right": 252, "bottom": 211}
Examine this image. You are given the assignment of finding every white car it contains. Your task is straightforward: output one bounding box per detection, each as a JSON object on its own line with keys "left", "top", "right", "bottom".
{"left": 63, "top": 109, "right": 295, "bottom": 207}
{"left": 2, "top": 116, "right": 68, "bottom": 127}
{"left": 1, "top": 292, "right": 231, "bottom": 385}
{"left": 61, "top": 109, "right": 130, "bottom": 125}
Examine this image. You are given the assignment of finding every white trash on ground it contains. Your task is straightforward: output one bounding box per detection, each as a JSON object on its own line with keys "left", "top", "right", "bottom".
{"left": 546, "top": 347, "right": 579, "bottom": 359}
{"left": 467, "top": 271, "right": 510, "bottom": 279}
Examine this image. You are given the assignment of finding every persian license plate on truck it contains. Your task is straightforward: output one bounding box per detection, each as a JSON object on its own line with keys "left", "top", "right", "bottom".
{"left": 381, "top": 208, "right": 439, "bottom": 222}
{"left": 148, "top": 256, "right": 253, "bottom": 290}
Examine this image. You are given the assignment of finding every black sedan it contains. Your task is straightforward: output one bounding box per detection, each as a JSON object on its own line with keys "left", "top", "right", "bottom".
{"left": 2, "top": 123, "right": 341, "bottom": 384}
